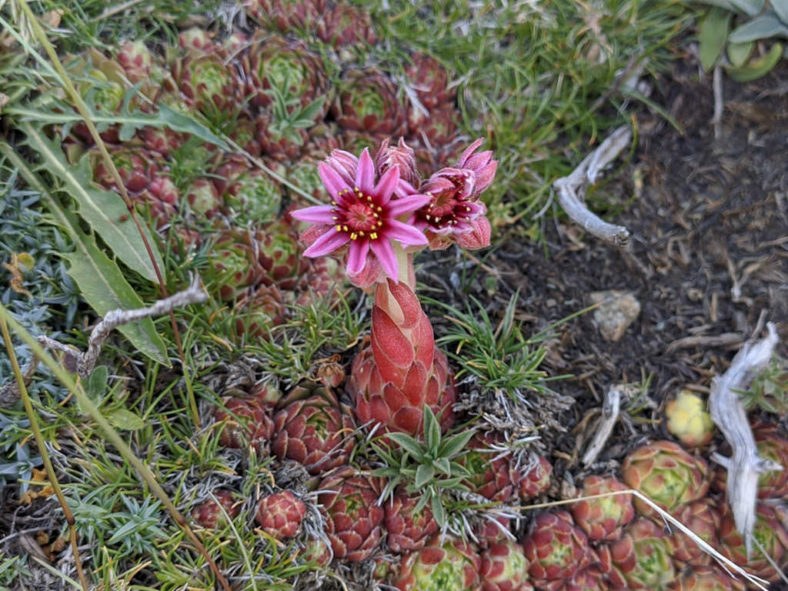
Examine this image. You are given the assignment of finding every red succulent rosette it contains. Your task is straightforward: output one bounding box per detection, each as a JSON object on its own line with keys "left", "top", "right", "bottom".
{"left": 606, "top": 517, "right": 675, "bottom": 589}
{"left": 214, "top": 395, "right": 274, "bottom": 450}
{"left": 461, "top": 433, "right": 516, "bottom": 502}
{"left": 271, "top": 389, "right": 355, "bottom": 475}
{"left": 570, "top": 475, "right": 634, "bottom": 542}
{"left": 667, "top": 566, "right": 746, "bottom": 591}
{"left": 384, "top": 491, "right": 440, "bottom": 553}
{"left": 517, "top": 455, "right": 553, "bottom": 501}
{"left": 255, "top": 490, "right": 307, "bottom": 540}
{"left": 191, "top": 489, "right": 240, "bottom": 529}
{"left": 522, "top": 511, "right": 593, "bottom": 587}
{"left": 318, "top": 467, "right": 385, "bottom": 562}
{"left": 670, "top": 499, "right": 720, "bottom": 567}
{"left": 479, "top": 540, "right": 532, "bottom": 591}
{"left": 394, "top": 536, "right": 481, "bottom": 591}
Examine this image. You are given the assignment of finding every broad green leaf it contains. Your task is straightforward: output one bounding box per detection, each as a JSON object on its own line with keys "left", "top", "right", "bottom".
{"left": 21, "top": 123, "right": 163, "bottom": 282}
{"left": 693, "top": 0, "right": 763, "bottom": 15}
{"left": 415, "top": 464, "right": 435, "bottom": 489}
{"left": 386, "top": 432, "right": 426, "bottom": 459}
{"left": 773, "top": 0, "right": 788, "bottom": 24}
{"left": 8, "top": 103, "right": 229, "bottom": 151}
{"left": 424, "top": 406, "right": 441, "bottom": 452}
{"left": 106, "top": 408, "right": 145, "bottom": 431}
{"left": 438, "top": 428, "right": 476, "bottom": 458}
{"left": 430, "top": 494, "right": 446, "bottom": 527}
{"left": 433, "top": 457, "right": 451, "bottom": 475}
{"left": 87, "top": 366, "right": 109, "bottom": 402}
{"left": 727, "top": 40, "right": 755, "bottom": 66}
{"left": 1, "top": 143, "right": 169, "bottom": 366}
{"left": 725, "top": 42, "right": 784, "bottom": 80}
{"left": 729, "top": 13, "right": 788, "bottom": 42}
{"left": 700, "top": 8, "right": 732, "bottom": 70}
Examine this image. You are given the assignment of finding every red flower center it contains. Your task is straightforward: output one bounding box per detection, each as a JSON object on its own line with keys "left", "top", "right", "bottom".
{"left": 333, "top": 186, "right": 384, "bottom": 241}
{"left": 421, "top": 190, "right": 474, "bottom": 229}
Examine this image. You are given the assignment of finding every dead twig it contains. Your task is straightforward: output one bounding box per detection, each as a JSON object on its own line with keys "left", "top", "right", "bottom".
{"left": 37, "top": 276, "right": 206, "bottom": 378}
{"left": 553, "top": 126, "right": 632, "bottom": 246}
{"left": 709, "top": 322, "right": 781, "bottom": 557}
{"left": 582, "top": 384, "right": 622, "bottom": 467}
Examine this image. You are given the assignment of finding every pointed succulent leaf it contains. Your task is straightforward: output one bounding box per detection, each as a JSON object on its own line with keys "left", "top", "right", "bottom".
{"left": 416, "top": 464, "right": 435, "bottom": 489}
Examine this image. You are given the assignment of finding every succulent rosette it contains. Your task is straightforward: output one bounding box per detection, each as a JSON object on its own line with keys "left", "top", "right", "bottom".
{"left": 241, "top": 33, "right": 327, "bottom": 113}
{"left": 461, "top": 434, "right": 516, "bottom": 502}
{"left": 621, "top": 440, "right": 710, "bottom": 515}
{"left": 558, "top": 565, "right": 608, "bottom": 591}
{"left": 214, "top": 158, "right": 284, "bottom": 224}
{"left": 172, "top": 52, "right": 239, "bottom": 118}
{"left": 404, "top": 53, "right": 453, "bottom": 111}
{"left": 384, "top": 490, "right": 440, "bottom": 553}
{"left": 244, "top": 0, "right": 326, "bottom": 34}
{"left": 348, "top": 278, "right": 456, "bottom": 436}
{"left": 178, "top": 27, "right": 214, "bottom": 52}
{"left": 665, "top": 390, "right": 714, "bottom": 448}
{"left": 317, "top": 467, "right": 385, "bottom": 562}
{"left": 667, "top": 567, "right": 746, "bottom": 591}
{"left": 232, "top": 284, "right": 285, "bottom": 340}
{"left": 570, "top": 475, "right": 635, "bottom": 542}
{"left": 606, "top": 517, "right": 675, "bottom": 590}
{"left": 116, "top": 40, "right": 154, "bottom": 84}
{"left": 255, "top": 219, "right": 310, "bottom": 290}
{"left": 138, "top": 126, "right": 184, "bottom": 158}
{"left": 479, "top": 541, "right": 531, "bottom": 591}
{"left": 255, "top": 490, "right": 307, "bottom": 540}
{"left": 517, "top": 455, "right": 553, "bottom": 501}
{"left": 670, "top": 499, "right": 720, "bottom": 567}
{"left": 332, "top": 68, "right": 408, "bottom": 137}
{"left": 394, "top": 536, "right": 481, "bottom": 591}
{"left": 191, "top": 489, "right": 239, "bottom": 529}
{"left": 718, "top": 500, "right": 788, "bottom": 581}
{"left": 213, "top": 395, "right": 274, "bottom": 449}
{"left": 291, "top": 148, "right": 430, "bottom": 282}
{"left": 316, "top": 2, "right": 377, "bottom": 47}
{"left": 271, "top": 390, "right": 355, "bottom": 475}
{"left": 522, "top": 511, "right": 592, "bottom": 587}
{"left": 753, "top": 422, "right": 788, "bottom": 499}
{"left": 185, "top": 177, "right": 222, "bottom": 218}
{"left": 204, "top": 227, "right": 263, "bottom": 301}
{"left": 474, "top": 516, "right": 512, "bottom": 549}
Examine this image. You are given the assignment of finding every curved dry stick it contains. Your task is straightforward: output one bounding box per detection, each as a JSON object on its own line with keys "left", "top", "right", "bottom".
{"left": 553, "top": 126, "right": 632, "bottom": 246}
{"left": 709, "top": 323, "right": 781, "bottom": 557}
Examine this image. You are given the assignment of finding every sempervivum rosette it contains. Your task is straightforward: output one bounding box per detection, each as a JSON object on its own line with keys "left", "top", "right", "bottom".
{"left": 718, "top": 500, "right": 788, "bottom": 581}
{"left": 178, "top": 27, "right": 214, "bottom": 52}
{"left": 570, "top": 475, "right": 635, "bottom": 543}
{"left": 667, "top": 566, "right": 746, "bottom": 591}
{"left": 231, "top": 284, "right": 285, "bottom": 341}
{"left": 517, "top": 455, "right": 553, "bottom": 501}
{"left": 317, "top": 467, "right": 385, "bottom": 562}
{"left": 204, "top": 227, "right": 263, "bottom": 301}
{"left": 116, "top": 40, "right": 155, "bottom": 84}
{"left": 479, "top": 541, "right": 532, "bottom": 591}
{"left": 254, "top": 219, "right": 310, "bottom": 290}
{"left": 241, "top": 33, "right": 328, "bottom": 114}
{"left": 316, "top": 2, "right": 377, "bottom": 48}
{"left": 384, "top": 490, "right": 440, "bottom": 553}
{"left": 670, "top": 499, "right": 721, "bottom": 568}
{"left": 460, "top": 433, "right": 516, "bottom": 503}
{"left": 621, "top": 439, "right": 710, "bottom": 515}
{"left": 191, "top": 489, "right": 240, "bottom": 529}
{"left": 753, "top": 422, "right": 788, "bottom": 499}
{"left": 332, "top": 68, "right": 407, "bottom": 139}
{"left": 347, "top": 278, "right": 456, "bottom": 436}
{"left": 522, "top": 511, "right": 593, "bottom": 589}
{"left": 271, "top": 388, "right": 355, "bottom": 475}
{"left": 244, "top": 0, "right": 326, "bottom": 34}
{"left": 254, "top": 490, "right": 307, "bottom": 540}
{"left": 394, "top": 536, "right": 481, "bottom": 591}
{"left": 213, "top": 157, "right": 284, "bottom": 225}
{"left": 603, "top": 517, "right": 675, "bottom": 590}
{"left": 213, "top": 395, "right": 274, "bottom": 450}
{"left": 171, "top": 51, "right": 240, "bottom": 119}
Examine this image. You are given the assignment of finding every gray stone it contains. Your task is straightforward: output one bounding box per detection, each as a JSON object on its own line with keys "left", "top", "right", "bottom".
{"left": 590, "top": 290, "right": 641, "bottom": 342}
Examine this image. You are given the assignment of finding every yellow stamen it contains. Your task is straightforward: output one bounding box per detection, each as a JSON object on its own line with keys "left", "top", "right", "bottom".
{"left": 370, "top": 232, "right": 378, "bottom": 240}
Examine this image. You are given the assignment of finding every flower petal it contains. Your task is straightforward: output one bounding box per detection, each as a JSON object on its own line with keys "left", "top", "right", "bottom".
{"left": 346, "top": 239, "right": 370, "bottom": 275}
{"left": 371, "top": 239, "right": 398, "bottom": 280}
{"left": 356, "top": 148, "right": 375, "bottom": 194}
{"left": 319, "top": 163, "right": 351, "bottom": 206}
{"left": 373, "top": 165, "right": 400, "bottom": 205}
{"left": 303, "top": 228, "right": 349, "bottom": 257}
{"left": 387, "top": 220, "right": 428, "bottom": 246}
{"left": 387, "top": 193, "right": 432, "bottom": 217}
{"left": 456, "top": 138, "right": 484, "bottom": 167}
{"left": 290, "top": 205, "right": 335, "bottom": 224}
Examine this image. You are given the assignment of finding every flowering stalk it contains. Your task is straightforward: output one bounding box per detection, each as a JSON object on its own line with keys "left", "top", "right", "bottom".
{"left": 292, "top": 137, "right": 497, "bottom": 437}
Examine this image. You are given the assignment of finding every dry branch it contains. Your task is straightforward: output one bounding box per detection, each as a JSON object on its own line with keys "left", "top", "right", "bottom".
{"left": 582, "top": 384, "right": 623, "bottom": 467}
{"left": 709, "top": 322, "right": 781, "bottom": 556}
{"left": 553, "top": 126, "right": 632, "bottom": 246}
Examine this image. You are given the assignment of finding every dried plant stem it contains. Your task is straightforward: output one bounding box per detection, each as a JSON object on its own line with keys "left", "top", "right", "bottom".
{"left": 712, "top": 64, "right": 724, "bottom": 140}
{"left": 0, "top": 317, "right": 89, "bottom": 591}
{"left": 709, "top": 322, "right": 780, "bottom": 556}
{"left": 0, "top": 304, "right": 234, "bottom": 591}
{"left": 553, "top": 126, "right": 632, "bottom": 246}
{"left": 581, "top": 384, "right": 622, "bottom": 467}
